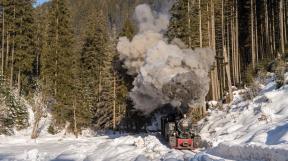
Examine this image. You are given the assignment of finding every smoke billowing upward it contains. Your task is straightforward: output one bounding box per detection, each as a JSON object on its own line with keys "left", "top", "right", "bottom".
{"left": 117, "top": 3, "right": 215, "bottom": 114}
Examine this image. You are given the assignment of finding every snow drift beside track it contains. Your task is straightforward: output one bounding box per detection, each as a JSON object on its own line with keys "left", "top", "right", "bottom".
{"left": 200, "top": 74, "right": 288, "bottom": 161}
{"left": 209, "top": 143, "right": 288, "bottom": 161}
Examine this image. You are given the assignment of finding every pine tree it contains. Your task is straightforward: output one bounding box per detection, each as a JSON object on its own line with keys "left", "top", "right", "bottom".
{"left": 167, "top": 0, "right": 200, "bottom": 48}
{"left": 80, "top": 11, "right": 116, "bottom": 130}
{"left": 80, "top": 12, "right": 107, "bottom": 129}
{"left": 34, "top": 5, "right": 49, "bottom": 79}
{"left": 0, "top": 74, "right": 28, "bottom": 135}
{"left": 111, "top": 26, "right": 130, "bottom": 130}
{"left": 41, "top": 0, "right": 77, "bottom": 129}
{"left": 13, "top": 0, "right": 36, "bottom": 95}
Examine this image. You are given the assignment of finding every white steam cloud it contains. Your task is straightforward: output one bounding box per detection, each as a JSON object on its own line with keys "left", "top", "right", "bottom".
{"left": 117, "top": 3, "right": 215, "bottom": 114}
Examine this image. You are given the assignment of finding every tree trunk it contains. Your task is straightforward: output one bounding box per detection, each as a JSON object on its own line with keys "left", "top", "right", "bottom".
{"left": 284, "top": 1, "right": 287, "bottom": 44}
{"left": 265, "top": 0, "right": 271, "bottom": 57}
{"left": 211, "top": 0, "right": 216, "bottom": 50}
{"left": 231, "top": 11, "right": 236, "bottom": 85}
{"left": 251, "top": 0, "right": 256, "bottom": 69}
{"left": 210, "top": 70, "right": 215, "bottom": 100}
{"left": 199, "top": 0, "right": 202, "bottom": 47}
{"left": 36, "top": 20, "right": 40, "bottom": 78}
{"left": 280, "top": 0, "right": 285, "bottom": 54}
{"left": 260, "top": 24, "right": 265, "bottom": 59}
{"left": 210, "top": 0, "right": 220, "bottom": 100}
{"left": 10, "top": 39, "right": 14, "bottom": 89}
{"left": 31, "top": 93, "right": 43, "bottom": 139}
{"left": 235, "top": 0, "right": 240, "bottom": 83}
{"left": 54, "top": 0, "right": 59, "bottom": 96}
{"left": 1, "top": 6, "right": 4, "bottom": 75}
{"left": 221, "top": 0, "right": 226, "bottom": 90}
{"left": 224, "top": 46, "right": 233, "bottom": 102}
{"left": 31, "top": 119, "right": 40, "bottom": 139}
{"left": 73, "top": 99, "right": 78, "bottom": 138}
{"left": 227, "top": 22, "right": 230, "bottom": 72}
{"left": 272, "top": 6, "right": 277, "bottom": 56}
{"left": 188, "top": 0, "right": 192, "bottom": 48}
{"left": 5, "top": 32, "right": 9, "bottom": 70}
{"left": 31, "top": 117, "right": 41, "bottom": 139}
{"left": 113, "top": 72, "right": 116, "bottom": 130}
{"left": 18, "top": 70, "right": 21, "bottom": 96}
{"left": 255, "top": 6, "right": 259, "bottom": 64}
{"left": 98, "top": 70, "right": 102, "bottom": 102}
{"left": 10, "top": 5, "right": 16, "bottom": 89}
{"left": 207, "top": 3, "right": 211, "bottom": 47}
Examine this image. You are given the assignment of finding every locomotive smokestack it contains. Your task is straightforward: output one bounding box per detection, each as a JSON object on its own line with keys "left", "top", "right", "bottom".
{"left": 117, "top": 3, "right": 215, "bottom": 114}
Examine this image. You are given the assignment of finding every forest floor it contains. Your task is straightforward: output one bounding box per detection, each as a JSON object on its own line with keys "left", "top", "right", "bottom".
{"left": 0, "top": 72, "right": 287, "bottom": 161}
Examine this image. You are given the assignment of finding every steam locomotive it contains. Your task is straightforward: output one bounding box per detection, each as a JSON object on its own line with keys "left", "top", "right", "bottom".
{"left": 161, "top": 114, "right": 202, "bottom": 150}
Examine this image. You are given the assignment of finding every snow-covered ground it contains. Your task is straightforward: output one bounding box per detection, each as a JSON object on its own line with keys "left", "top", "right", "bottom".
{"left": 0, "top": 73, "right": 288, "bottom": 161}
{"left": 0, "top": 133, "right": 191, "bottom": 161}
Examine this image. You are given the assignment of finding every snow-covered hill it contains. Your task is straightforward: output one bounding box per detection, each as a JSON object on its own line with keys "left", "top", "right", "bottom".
{"left": 0, "top": 73, "right": 287, "bottom": 161}
{"left": 200, "top": 73, "right": 288, "bottom": 161}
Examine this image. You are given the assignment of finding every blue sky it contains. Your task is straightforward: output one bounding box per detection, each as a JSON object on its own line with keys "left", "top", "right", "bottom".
{"left": 36, "top": 0, "right": 48, "bottom": 6}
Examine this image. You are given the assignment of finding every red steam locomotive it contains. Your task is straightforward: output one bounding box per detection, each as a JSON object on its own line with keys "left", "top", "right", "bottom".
{"left": 161, "top": 114, "right": 202, "bottom": 150}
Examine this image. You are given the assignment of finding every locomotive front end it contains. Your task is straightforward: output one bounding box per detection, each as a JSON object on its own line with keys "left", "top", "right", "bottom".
{"left": 161, "top": 114, "right": 201, "bottom": 150}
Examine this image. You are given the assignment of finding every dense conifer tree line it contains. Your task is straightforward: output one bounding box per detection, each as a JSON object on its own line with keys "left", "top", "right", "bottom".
{"left": 0, "top": 0, "right": 287, "bottom": 135}
{"left": 168, "top": 0, "right": 288, "bottom": 102}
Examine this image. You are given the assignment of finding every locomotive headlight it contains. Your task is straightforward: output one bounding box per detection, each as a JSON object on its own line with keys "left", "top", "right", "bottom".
{"left": 181, "top": 120, "right": 189, "bottom": 128}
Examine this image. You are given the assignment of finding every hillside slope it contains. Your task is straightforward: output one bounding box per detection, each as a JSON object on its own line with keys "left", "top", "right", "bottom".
{"left": 200, "top": 73, "right": 288, "bottom": 161}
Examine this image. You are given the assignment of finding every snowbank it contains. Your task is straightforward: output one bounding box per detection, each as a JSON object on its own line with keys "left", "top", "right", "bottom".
{"left": 209, "top": 143, "right": 288, "bottom": 161}
{"left": 200, "top": 77, "right": 288, "bottom": 161}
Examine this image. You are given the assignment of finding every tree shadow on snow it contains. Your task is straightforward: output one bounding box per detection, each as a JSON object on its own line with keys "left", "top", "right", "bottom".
{"left": 266, "top": 123, "right": 288, "bottom": 145}
{"left": 51, "top": 159, "right": 74, "bottom": 161}
{"left": 0, "top": 154, "right": 15, "bottom": 160}
{"left": 51, "top": 157, "right": 75, "bottom": 161}
{"left": 50, "top": 153, "right": 79, "bottom": 161}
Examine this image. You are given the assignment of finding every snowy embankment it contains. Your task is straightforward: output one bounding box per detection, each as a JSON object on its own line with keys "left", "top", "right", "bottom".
{"left": 200, "top": 73, "right": 288, "bottom": 161}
